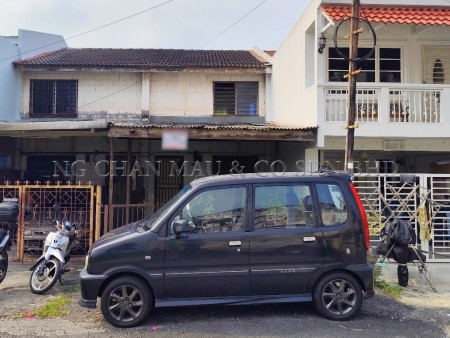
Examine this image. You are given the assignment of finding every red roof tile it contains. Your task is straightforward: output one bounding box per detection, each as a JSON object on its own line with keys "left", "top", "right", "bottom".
{"left": 322, "top": 7, "right": 450, "bottom": 26}
{"left": 13, "top": 48, "right": 267, "bottom": 69}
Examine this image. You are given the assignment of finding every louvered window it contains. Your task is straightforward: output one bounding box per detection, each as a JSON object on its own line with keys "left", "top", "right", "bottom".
{"left": 433, "top": 59, "right": 444, "bottom": 83}
{"left": 213, "top": 82, "right": 258, "bottom": 116}
{"left": 30, "top": 80, "right": 78, "bottom": 117}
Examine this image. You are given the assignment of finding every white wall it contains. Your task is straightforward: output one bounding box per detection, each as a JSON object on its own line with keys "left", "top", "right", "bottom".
{"left": 0, "top": 37, "right": 20, "bottom": 121}
{"left": 149, "top": 72, "right": 266, "bottom": 116}
{"left": 0, "top": 30, "right": 67, "bottom": 121}
{"left": 21, "top": 71, "right": 265, "bottom": 119}
{"left": 21, "top": 72, "right": 142, "bottom": 119}
{"left": 271, "top": 0, "right": 320, "bottom": 127}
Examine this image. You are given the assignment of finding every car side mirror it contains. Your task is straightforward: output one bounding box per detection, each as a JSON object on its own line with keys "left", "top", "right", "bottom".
{"left": 52, "top": 204, "right": 61, "bottom": 213}
{"left": 173, "top": 219, "right": 189, "bottom": 237}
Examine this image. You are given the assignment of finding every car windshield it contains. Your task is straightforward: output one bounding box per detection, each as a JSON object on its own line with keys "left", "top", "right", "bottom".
{"left": 140, "top": 184, "right": 192, "bottom": 231}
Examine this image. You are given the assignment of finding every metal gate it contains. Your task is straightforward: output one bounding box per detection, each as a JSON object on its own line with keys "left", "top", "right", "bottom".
{"left": 155, "top": 156, "right": 184, "bottom": 210}
{"left": 0, "top": 181, "right": 96, "bottom": 262}
{"left": 354, "top": 174, "right": 450, "bottom": 262}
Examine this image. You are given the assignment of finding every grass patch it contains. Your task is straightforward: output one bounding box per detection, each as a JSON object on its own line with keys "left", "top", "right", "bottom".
{"left": 375, "top": 279, "right": 402, "bottom": 299}
{"left": 67, "top": 283, "right": 81, "bottom": 293}
{"left": 374, "top": 265, "right": 402, "bottom": 299}
{"left": 19, "top": 294, "right": 71, "bottom": 318}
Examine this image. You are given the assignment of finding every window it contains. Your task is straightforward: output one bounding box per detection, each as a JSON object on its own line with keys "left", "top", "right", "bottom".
{"left": 316, "top": 183, "right": 348, "bottom": 226}
{"left": 254, "top": 184, "right": 313, "bottom": 229}
{"left": 433, "top": 59, "right": 445, "bottom": 83}
{"left": 213, "top": 82, "right": 258, "bottom": 116}
{"left": 328, "top": 47, "right": 401, "bottom": 83}
{"left": 30, "top": 80, "right": 78, "bottom": 117}
{"left": 171, "top": 187, "right": 247, "bottom": 234}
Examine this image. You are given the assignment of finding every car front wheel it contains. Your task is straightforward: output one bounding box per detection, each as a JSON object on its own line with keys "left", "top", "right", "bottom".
{"left": 313, "top": 272, "right": 363, "bottom": 321}
{"left": 101, "top": 276, "right": 152, "bottom": 328}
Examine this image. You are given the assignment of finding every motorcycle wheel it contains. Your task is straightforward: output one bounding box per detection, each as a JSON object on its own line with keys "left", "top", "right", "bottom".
{"left": 29, "top": 257, "right": 61, "bottom": 294}
{"left": 0, "top": 250, "right": 8, "bottom": 284}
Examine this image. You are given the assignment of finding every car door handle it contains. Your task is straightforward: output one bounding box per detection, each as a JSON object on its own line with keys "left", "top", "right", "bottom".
{"left": 229, "top": 240, "right": 242, "bottom": 247}
{"left": 303, "top": 236, "right": 316, "bottom": 243}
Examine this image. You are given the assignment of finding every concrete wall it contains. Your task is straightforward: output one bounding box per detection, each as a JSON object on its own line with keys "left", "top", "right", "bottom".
{"left": 0, "top": 37, "right": 20, "bottom": 121}
{"left": 21, "top": 72, "right": 143, "bottom": 120}
{"left": 149, "top": 72, "right": 266, "bottom": 117}
{"left": 0, "top": 30, "right": 67, "bottom": 121}
{"left": 270, "top": 0, "right": 320, "bottom": 127}
{"left": 20, "top": 71, "right": 266, "bottom": 119}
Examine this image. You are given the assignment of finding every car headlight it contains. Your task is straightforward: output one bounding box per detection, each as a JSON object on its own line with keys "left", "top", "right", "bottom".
{"left": 24, "top": 230, "right": 32, "bottom": 236}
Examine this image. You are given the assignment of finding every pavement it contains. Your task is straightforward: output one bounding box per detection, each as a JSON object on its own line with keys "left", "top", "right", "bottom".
{"left": 0, "top": 261, "right": 84, "bottom": 290}
{"left": 1, "top": 260, "right": 450, "bottom": 338}
{"left": 379, "top": 260, "right": 450, "bottom": 293}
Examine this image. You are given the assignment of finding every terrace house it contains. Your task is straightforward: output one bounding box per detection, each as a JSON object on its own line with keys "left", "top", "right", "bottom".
{"left": 272, "top": 0, "right": 450, "bottom": 174}
{"left": 1, "top": 38, "right": 314, "bottom": 208}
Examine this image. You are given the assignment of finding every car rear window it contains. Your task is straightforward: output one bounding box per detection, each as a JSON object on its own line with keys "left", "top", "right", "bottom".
{"left": 316, "top": 183, "right": 348, "bottom": 226}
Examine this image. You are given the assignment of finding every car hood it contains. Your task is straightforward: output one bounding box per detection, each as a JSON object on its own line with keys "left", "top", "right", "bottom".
{"left": 92, "top": 221, "right": 139, "bottom": 247}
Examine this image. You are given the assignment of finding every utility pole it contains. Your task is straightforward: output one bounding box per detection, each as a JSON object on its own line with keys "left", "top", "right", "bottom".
{"left": 345, "top": 0, "right": 361, "bottom": 173}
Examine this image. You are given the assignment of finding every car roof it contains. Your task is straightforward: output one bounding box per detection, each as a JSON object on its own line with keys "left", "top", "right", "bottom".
{"left": 189, "top": 171, "right": 352, "bottom": 188}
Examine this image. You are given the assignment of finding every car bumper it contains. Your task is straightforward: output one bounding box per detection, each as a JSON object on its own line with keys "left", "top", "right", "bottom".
{"left": 348, "top": 262, "right": 375, "bottom": 299}
{"left": 79, "top": 267, "right": 107, "bottom": 308}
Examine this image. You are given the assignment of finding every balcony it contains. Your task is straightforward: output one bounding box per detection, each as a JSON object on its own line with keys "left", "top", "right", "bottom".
{"left": 316, "top": 83, "right": 450, "bottom": 142}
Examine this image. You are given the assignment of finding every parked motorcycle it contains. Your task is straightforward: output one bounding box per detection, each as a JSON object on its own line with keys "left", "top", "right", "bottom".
{"left": 29, "top": 205, "right": 84, "bottom": 294}
{"left": 0, "top": 229, "right": 11, "bottom": 284}
{"left": 0, "top": 201, "right": 19, "bottom": 284}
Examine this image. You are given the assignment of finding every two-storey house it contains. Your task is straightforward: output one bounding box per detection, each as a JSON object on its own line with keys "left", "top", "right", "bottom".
{"left": 4, "top": 44, "right": 314, "bottom": 207}
{"left": 270, "top": 0, "right": 450, "bottom": 260}
{"left": 272, "top": 0, "right": 450, "bottom": 174}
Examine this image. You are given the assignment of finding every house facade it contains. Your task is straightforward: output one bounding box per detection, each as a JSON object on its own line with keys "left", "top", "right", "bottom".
{"left": 2, "top": 45, "right": 314, "bottom": 207}
{"left": 271, "top": 0, "right": 450, "bottom": 174}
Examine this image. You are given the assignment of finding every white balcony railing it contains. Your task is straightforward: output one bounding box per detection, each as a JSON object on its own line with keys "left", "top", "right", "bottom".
{"left": 324, "top": 84, "right": 444, "bottom": 124}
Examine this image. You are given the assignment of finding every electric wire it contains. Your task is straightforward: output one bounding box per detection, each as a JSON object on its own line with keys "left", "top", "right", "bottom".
{"left": 198, "top": 0, "right": 268, "bottom": 49}
{"left": 0, "top": 0, "right": 175, "bottom": 62}
{"left": 78, "top": 82, "right": 139, "bottom": 109}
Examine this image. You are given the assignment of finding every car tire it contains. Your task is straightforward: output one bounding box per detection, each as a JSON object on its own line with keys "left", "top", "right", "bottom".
{"left": 101, "top": 276, "right": 152, "bottom": 328}
{"left": 313, "top": 271, "right": 363, "bottom": 321}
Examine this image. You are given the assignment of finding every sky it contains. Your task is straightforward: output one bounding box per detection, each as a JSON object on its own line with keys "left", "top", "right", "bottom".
{"left": 0, "top": 0, "right": 310, "bottom": 50}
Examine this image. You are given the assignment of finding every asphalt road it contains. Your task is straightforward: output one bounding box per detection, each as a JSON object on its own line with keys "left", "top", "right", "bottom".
{"left": 0, "top": 263, "right": 449, "bottom": 338}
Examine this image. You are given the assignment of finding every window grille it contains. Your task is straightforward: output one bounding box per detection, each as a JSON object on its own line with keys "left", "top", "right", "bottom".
{"left": 30, "top": 80, "right": 78, "bottom": 117}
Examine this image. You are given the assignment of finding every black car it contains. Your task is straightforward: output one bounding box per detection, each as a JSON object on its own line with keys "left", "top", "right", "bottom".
{"left": 79, "top": 172, "right": 374, "bottom": 328}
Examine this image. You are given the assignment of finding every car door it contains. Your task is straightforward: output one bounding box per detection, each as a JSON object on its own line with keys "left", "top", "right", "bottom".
{"left": 250, "top": 183, "right": 324, "bottom": 295}
{"left": 164, "top": 185, "right": 250, "bottom": 299}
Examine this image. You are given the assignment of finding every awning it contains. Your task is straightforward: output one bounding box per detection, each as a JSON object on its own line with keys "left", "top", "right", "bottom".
{"left": 108, "top": 121, "right": 316, "bottom": 142}
{"left": 322, "top": 7, "right": 450, "bottom": 26}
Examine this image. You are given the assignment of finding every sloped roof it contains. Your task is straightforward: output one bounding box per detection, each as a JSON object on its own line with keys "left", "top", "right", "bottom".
{"left": 322, "top": 7, "right": 450, "bottom": 26}
{"left": 109, "top": 121, "right": 315, "bottom": 131}
{"left": 108, "top": 121, "right": 316, "bottom": 141}
{"left": 13, "top": 48, "right": 267, "bottom": 69}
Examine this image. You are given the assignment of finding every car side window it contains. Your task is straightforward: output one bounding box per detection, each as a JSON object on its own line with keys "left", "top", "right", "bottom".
{"left": 316, "top": 183, "right": 348, "bottom": 226}
{"left": 254, "top": 184, "right": 313, "bottom": 229}
{"left": 170, "top": 186, "right": 247, "bottom": 235}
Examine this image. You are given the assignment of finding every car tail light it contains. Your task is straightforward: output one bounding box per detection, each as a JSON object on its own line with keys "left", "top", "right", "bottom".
{"left": 349, "top": 182, "right": 370, "bottom": 250}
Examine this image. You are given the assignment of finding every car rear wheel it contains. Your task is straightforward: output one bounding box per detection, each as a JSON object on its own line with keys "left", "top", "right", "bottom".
{"left": 313, "top": 272, "right": 363, "bottom": 321}
{"left": 101, "top": 276, "right": 152, "bottom": 328}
